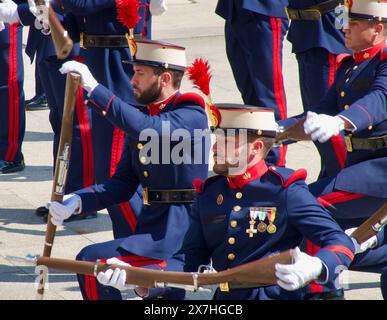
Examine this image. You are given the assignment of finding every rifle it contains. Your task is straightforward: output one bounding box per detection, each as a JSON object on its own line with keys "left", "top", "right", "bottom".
{"left": 275, "top": 117, "right": 311, "bottom": 144}
{"left": 34, "top": 0, "right": 73, "bottom": 59}
{"left": 36, "top": 72, "right": 80, "bottom": 299}
{"left": 8, "top": 250, "right": 293, "bottom": 293}
{"left": 350, "top": 202, "right": 387, "bottom": 244}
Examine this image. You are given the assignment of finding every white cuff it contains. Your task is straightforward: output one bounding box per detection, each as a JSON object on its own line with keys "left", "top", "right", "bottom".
{"left": 338, "top": 115, "right": 357, "bottom": 133}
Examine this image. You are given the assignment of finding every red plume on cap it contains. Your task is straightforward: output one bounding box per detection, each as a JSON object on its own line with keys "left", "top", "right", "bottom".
{"left": 186, "top": 58, "right": 212, "bottom": 97}
{"left": 115, "top": 0, "right": 140, "bottom": 29}
{"left": 187, "top": 58, "right": 220, "bottom": 128}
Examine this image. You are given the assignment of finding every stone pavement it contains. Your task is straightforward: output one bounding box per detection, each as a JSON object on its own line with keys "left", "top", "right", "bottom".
{"left": 0, "top": 0, "right": 382, "bottom": 300}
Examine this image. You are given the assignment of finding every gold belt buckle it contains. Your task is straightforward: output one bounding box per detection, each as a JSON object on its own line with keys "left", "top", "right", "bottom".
{"left": 345, "top": 135, "right": 353, "bottom": 152}
{"left": 143, "top": 187, "right": 150, "bottom": 206}
{"left": 80, "top": 32, "right": 85, "bottom": 49}
{"left": 219, "top": 282, "right": 230, "bottom": 293}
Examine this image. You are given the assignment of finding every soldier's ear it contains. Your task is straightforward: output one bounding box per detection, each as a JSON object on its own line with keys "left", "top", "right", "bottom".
{"left": 160, "top": 71, "right": 172, "bottom": 87}
{"left": 375, "top": 23, "right": 383, "bottom": 35}
{"left": 252, "top": 139, "right": 264, "bottom": 154}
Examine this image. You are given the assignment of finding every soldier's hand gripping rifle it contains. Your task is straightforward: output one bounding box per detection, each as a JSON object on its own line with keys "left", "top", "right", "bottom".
{"left": 36, "top": 72, "right": 80, "bottom": 299}
{"left": 275, "top": 117, "right": 312, "bottom": 144}
{"left": 8, "top": 250, "right": 293, "bottom": 293}
{"left": 350, "top": 202, "right": 387, "bottom": 244}
{"left": 31, "top": 0, "right": 73, "bottom": 59}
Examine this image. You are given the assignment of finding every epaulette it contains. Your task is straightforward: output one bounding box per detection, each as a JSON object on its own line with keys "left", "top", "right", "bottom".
{"left": 381, "top": 48, "right": 387, "bottom": 61}
{"left": 193, "top": 175, "right": 221, "bottom": 193}
{"left": 336, "top": 53, "right": 352, "bottom": 69}
{"left": 193, "top": 179, "right": 205, "bottom": 193}
{"left": 268, "top": 166, "right": 307, "bottom": 188}
{"left": 173, "top": 92, "right": 205, "bottom": 109}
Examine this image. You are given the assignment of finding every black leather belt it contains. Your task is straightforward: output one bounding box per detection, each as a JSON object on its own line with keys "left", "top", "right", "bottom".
{"left": 345, "top": 134, "right": 387, "bottom": 152}
{"left": 286, "top": 0, "right": 343, "bottom": 21}
{"left": 80, "top": 33, "right": 141, "bottom": 48}
{"left": 143, "top": 188, "right": 196, "bottom": 205}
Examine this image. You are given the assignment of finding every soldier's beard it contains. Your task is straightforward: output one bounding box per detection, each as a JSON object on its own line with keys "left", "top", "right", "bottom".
{"left": 134, "top": 80, "right": 162, "bottom": 105}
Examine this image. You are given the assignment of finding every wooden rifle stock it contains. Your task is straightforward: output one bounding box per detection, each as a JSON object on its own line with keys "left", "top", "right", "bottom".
{"left": 275, "top": 117, "right": 311, "bottom": 143}
{"left": 350, "top": 202, "right": 387, "bottom": 244}
{"left": 35, "top": 1, "right": 73, "bottom": 59}
{"left": 36, "top": 250, "right": 293, "bottom": 291}
{"left": 37, "top": 72, "right": 80, "bottom": 299}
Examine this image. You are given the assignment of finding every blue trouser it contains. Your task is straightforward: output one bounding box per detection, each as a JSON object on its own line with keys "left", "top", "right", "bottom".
{"left": 296, "top": 48, "right": 347, "bottom": 177}
{"left": 35, "top": 62, "right": 44, "bottom": 97}
{"left": 0, "top": 23, "right": 25, "bottom": 163}
{"left": 224, "top": 12, "right": 289, "bottom": 166}
{"left": 304, "top": 176, "right": 387, "bottom": 297}
{"left": 76, "top": 238, "right": 185, "bottom": 300}
{"left": 381, "top": 269, "right": 387, "bottom": 299}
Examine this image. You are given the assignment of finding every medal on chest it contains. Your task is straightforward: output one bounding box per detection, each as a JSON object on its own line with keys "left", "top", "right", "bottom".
{"left": 246, "top": 207, "right": 258, "bottom": 238}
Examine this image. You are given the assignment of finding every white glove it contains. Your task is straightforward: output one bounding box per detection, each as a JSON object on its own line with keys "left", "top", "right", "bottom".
{"left": 304, "top": 111, "right": 345, "bottom": 143}
{"left": 0, "top": 21, "right": 5, "bottom": 31}
{"left": 28, "top": 0, "right": 50, "bottom": 33}
{"left": 0, "top": 0, "right": 19, "bottom": 24}
{"left": 150, "top": 0, "right": 167, "bottom": 16}
{"left": 59, "top": 61, "right": 99, "bottom": 94}
{"left": 345, "top": 227, "right": 378, "bottom": 254}
{"left": 96, "top": 258, "right": 136, "bottom": 291}
{"left": 47, "top": 194, "right": 82, "bottom": 226}
{"left": 275, "top": 247, "right": 324, "bottom": 291}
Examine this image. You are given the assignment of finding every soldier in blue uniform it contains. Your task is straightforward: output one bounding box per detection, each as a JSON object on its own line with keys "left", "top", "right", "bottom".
{"left": 287, "top": 0, "right": 351, "bottom": 177}
{"left": 0, "top": 0, "right": 26, "bottom": 174}
{"left": 54, "top": 0, "right": 155, "bottom": 237}
{"left": 6, "top": 1, "right": 96, "bottom": 221}
{"left": 24, "top": 28, "right": 48, "bottom": 111}
{"left": 49, "top": 40, "right": 210, "bottom": 300}
{"left": 299, "top": 0, "right": 387, "bottom": 299}
{"left": 215, "top": 0, "right": 289, "bottom": 167}
{"left": 95, "top": 104, "right": 356, "bottom": 300}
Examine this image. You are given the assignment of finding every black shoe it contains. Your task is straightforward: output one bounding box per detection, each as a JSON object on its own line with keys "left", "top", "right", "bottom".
{"left": 35, "top": 206, "right": 49, "bottom": 217}
{"left": 43, "top": 211, "right": 98, "bottom": 223}
{"left": 0, "top": 159, "right": 25, "bottom": 174}
{"left": 25, "top": 95, "right": 49, "bottom": 111}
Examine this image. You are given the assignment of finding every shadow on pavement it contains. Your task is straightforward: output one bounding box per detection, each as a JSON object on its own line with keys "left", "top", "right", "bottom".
{"left": 24, "top": 131, "right": 54, "bottom": 142}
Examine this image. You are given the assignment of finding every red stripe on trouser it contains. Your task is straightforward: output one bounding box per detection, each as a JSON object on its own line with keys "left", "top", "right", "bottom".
{"left": 110, "top": 128, "right": 138, "bottom": 232}
{"left": 318, "top": 191, "right": 365, "bottom": 207}
{"left": 119, "top": 202, "right": 137, "bottom": 231}
{"left": 5, "top": 23, "right": 19, "bottom": 161}
{"left": 306, "top": 240, "right": 323, "bottom": 294}
{"left": 270, "top": 17, "right": 287, "bottom": 166}
{"left": 84, "top": 256, "right": 165, "bottom": 300}
{"left": 75, "top": 86, "right": 94, "bottom": 187}
{"left": 327, "top": 53, "right": 347, "bottom": 169}
{"left": 330, "top": 134, "right": 347, "bottom": 169}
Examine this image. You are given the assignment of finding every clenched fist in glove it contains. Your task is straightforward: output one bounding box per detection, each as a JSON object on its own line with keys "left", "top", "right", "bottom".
{"left": 345, "top": 227, "right": 378, "bottom": 254}
{"left": 59, "top": 61, "right": 99, "bottom": 94}
{"left": 303, "top": 111, "right": 345, "bottom": 143}
{"left": 275, "top": 247, "right": 324, "bottom": 291}
{"left": 0, "top": 0, "right": 19, "bottom": 24}
{"left": 47, "top": 194, "right": 82, "bottom": 226}
{"left": 96, "top": 258, "right": 137, "bottom": 291}
{"left": 150, "top": 0, "right": 167, "bottom": 16}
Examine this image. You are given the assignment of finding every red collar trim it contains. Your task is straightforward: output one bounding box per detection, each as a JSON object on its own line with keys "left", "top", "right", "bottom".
{"left": 353, "top": 41, "right": 386, "bottom": 64}
{"left": 227, "top": 160, "right": 268, "bottom": 189}
{"left": 147, "top": 92, "right": 179, "bottom": 116}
